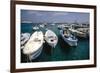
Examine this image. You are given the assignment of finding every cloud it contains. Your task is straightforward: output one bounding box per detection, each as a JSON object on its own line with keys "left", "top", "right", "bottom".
{"left": 53, "top": 12, "right": 69, "bottom": 16}
{"left": 26, "top": 11, "right": 37, "bottom": 14}
{"left": 25, "top": 10, "right": 69, "bottom": 17}
{"left": 21, "top": 10, "right": 89, "bottom": 23}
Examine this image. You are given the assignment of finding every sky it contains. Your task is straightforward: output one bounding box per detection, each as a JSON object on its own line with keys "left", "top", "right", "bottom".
{"left": 21, "top": 10, "right": 90, "bottom": 23}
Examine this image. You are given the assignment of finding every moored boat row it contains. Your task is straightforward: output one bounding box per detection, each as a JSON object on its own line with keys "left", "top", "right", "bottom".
{"left": 57, "top": 23, "right": 89, "bottom": 38}
{"left": 21, "top": 23, "right": 89, "bottom": 61}
{"left": 22, "top": 29, "right": 58, "bottom": 61}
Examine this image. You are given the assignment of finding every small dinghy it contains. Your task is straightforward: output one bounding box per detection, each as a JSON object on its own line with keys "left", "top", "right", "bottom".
{"left": 45, "top": 30, "right": 58, "bottom": 48}
{"left": 23, "top": 31, "right": 44, "bottom": 61}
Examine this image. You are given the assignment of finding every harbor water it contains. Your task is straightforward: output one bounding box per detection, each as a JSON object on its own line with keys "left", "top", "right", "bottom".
{"left": 21, "top": 23, "right": 89, "bottom": 63}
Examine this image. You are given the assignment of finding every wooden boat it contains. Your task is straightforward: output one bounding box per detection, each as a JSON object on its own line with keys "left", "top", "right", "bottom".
{"left": 45, "top": 30, "right": 58, "bottom": 48}
{"left": 60, "top": 29, "right": 78, "bottom": 46}
{"left": 76, "top": 28, "right": 89, "bottom": 37}
{"left": 69, "top": 28, "right": 89, "bottom": 38}
{"left": 23, "top": 31, "right": 44, "bottom": 60}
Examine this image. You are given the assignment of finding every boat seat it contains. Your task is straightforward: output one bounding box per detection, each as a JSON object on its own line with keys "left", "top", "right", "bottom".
{"left": 64, "top": 35, "right": 68, "bottom": 38}
{"left": 34, "top": 38, "right": 41, "bottom": 42}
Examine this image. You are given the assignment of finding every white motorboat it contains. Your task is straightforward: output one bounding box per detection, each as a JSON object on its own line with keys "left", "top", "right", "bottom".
{"left": 60, "top": 29, "right": 78, "bottom": 46}
{"left": 51, "top": 23, "right": 55, "bottom": 26}
{"left": 21, "top": 33, "right": 30, "bottom": 49}
{"left": 40, "top": 24, "right": 44, "bottom": 28}
{"left": 45, "top": 30, "right": 58, "bottom": 48}
{"left": 23, "top": 31, "right": 44, "bottom": 61}
{"left": 33, "top": 26, "right": 39, "bottom": 30}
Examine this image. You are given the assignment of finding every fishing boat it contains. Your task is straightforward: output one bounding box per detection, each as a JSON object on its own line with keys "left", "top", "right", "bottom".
{"left": 23, "top": 31, "right": 44, "bottom": 61}
{"left": 60, "top": 29, "right": 78, "bottom": 46}
{"left": 45, "top": 30, "right": 58, "bottom": 48}
{"left": 21, "top": 33, "right": 30, "bottom": 49}
{"left": 69, "top": 28, "right": 89, "bottom": 38}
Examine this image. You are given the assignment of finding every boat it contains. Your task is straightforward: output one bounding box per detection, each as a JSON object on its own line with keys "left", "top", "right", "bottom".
{"left": 60, "top": 29, "right": 78, "bottom": 46}
{"left": 57, "top": 24, "right": 69, "bottom": 30}
{"left": 57, "top": 25, "right": 62, "bottom": 30}
{"left": 51, "top": 23, "right": 55, "bottom": 26}
{"left": 77, "top": 28, "right": 89, "bottom": 37}
{"left": 21, "top": 33, "right": 30, "bottom": 49}
{"left": 23, "top": 31, "right": 44, "bottom": 61}
{"left": 45, "top": 30, "right": 58, "bottom": 48}
{"left": 40, "top": 24, "right": 44, "bottom": 28}
{"left": 69, "top": 28, "right": 89, "bottom": 38}
{"left": 33, "top": 26, "right": 39, "bottom": 30}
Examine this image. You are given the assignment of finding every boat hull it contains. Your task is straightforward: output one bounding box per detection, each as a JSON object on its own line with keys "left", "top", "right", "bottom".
{"left": 29, "top": 45, "right": 43, "bottom": 60}
{"left": 76, "top": 33, "right": 87, "bottom": 38}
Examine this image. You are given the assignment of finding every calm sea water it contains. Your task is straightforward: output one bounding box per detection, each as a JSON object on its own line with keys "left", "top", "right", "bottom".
{"left": 21, "top": 23, "right": 89, "bottom": 63}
